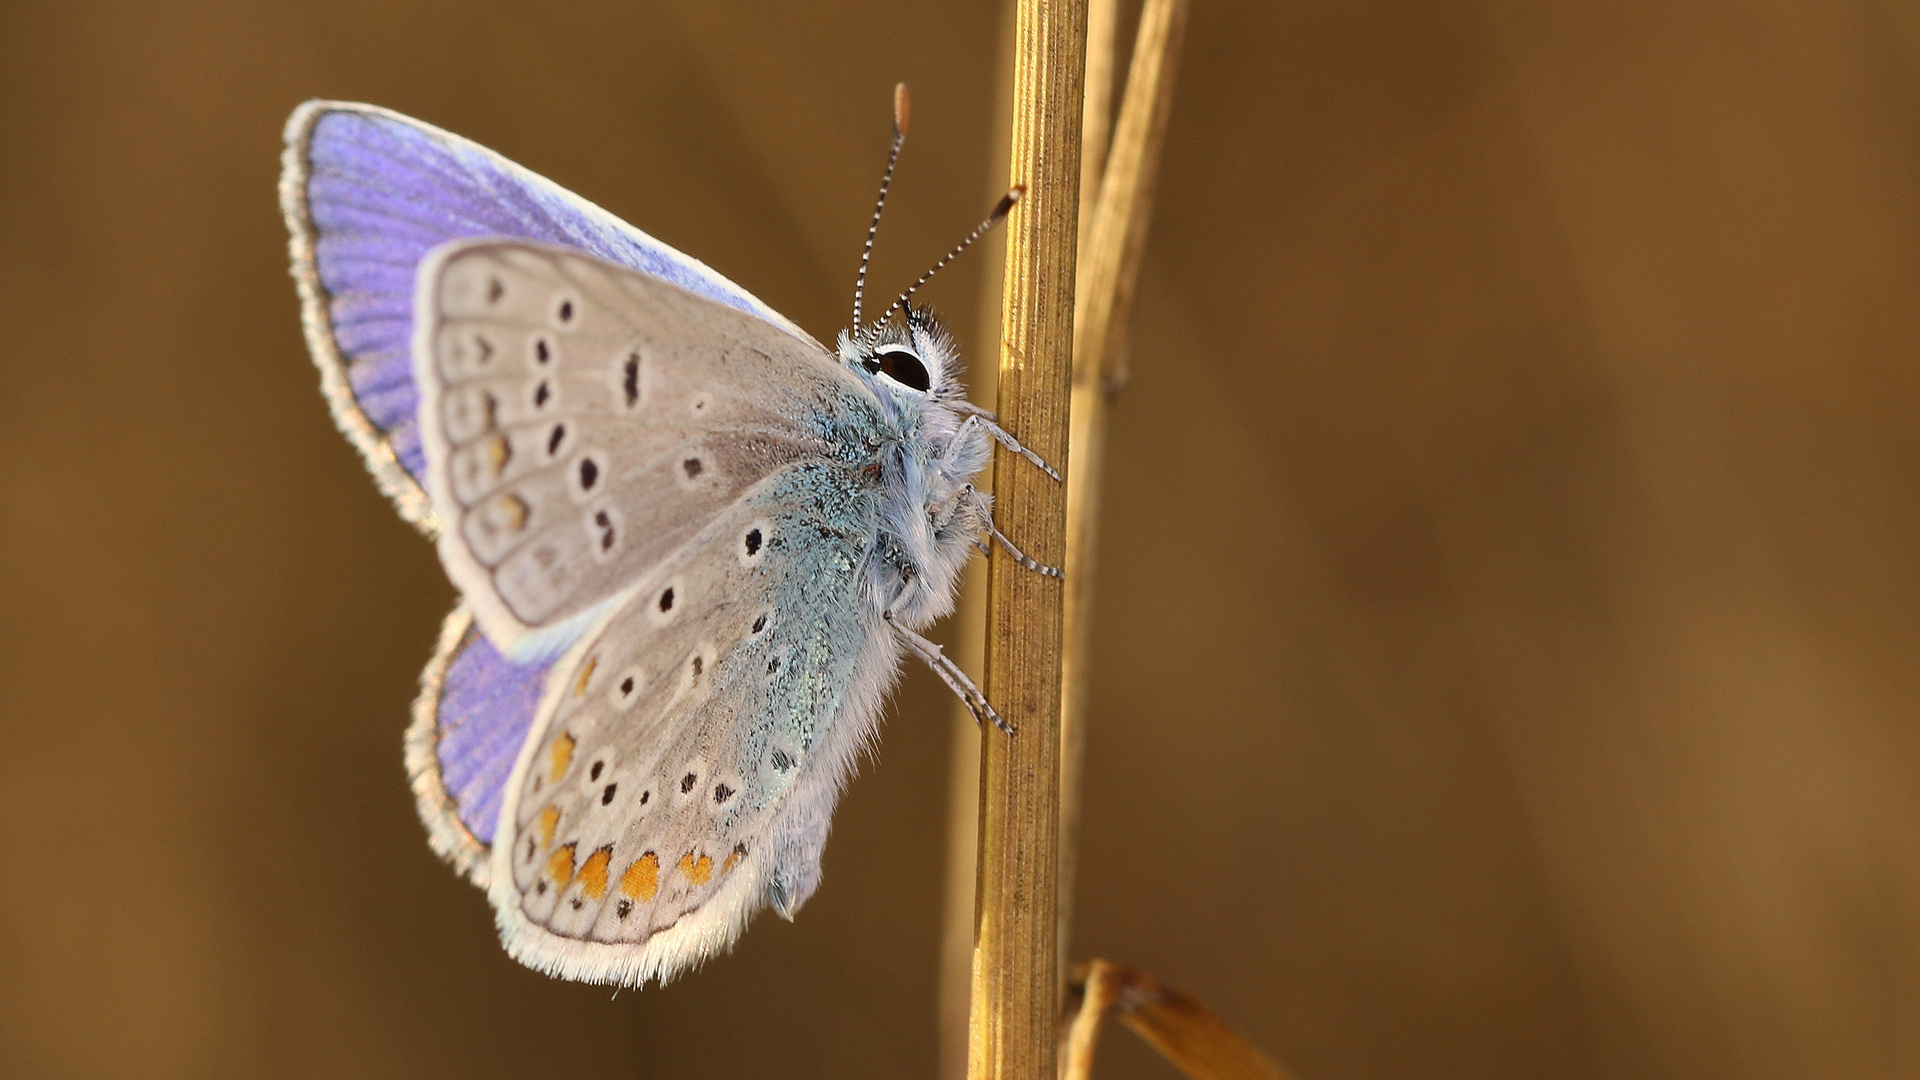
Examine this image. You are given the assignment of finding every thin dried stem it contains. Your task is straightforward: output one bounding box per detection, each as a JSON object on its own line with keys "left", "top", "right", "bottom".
{"left": 1050, "top": 0, "right": 1119, "bottom": 1005}
{"left": 967, "top": 0, "right": 1085, "bottom": 1076}
{"left": 950, "top": 1, "right": 1190, "bottom": 1074}
{"left": 1072, "top": 0, "right": 1189, "bottom": 389}
{"left": 1061, "top": 958, "right": 1124, "bottom": 1080}
{"left": 1064, "top": 961, "right": 1296, "bottom": 1080}
{"left": 1078, "top": 0, "right": 1121, "bottom": 263}
{"left": 939, "top": 9, "right": 1022, "bottom": 1077}
{"left": 1057, "top": 0, "right": 1191, "bottom": 1003}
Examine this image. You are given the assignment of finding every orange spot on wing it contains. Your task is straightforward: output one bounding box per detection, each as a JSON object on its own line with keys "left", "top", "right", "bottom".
{"left": 489, "top": 492, "right": 528, "bottom": 531}
{"left": 621, "top": 852, "right": 660, "bottom": 901}
{"left": 546, "top": 843, "right": 576, "bottom": 888}
{"left": 573, "top": 656, "right": 598, "bottom": 697}
{"left": 578, "top": 846, "right": 612, "bottom": 899}
{"left": 679, "top": 851, "right": 714, "bottom": 886}
{"left": 536, "top": 805, "right": 560, "bottom": 847}
{"left": 721, "top": 842, "right": 747, "bottom": 874}
{"left": 548, "top": 732, "right": 575, "bottom": 781}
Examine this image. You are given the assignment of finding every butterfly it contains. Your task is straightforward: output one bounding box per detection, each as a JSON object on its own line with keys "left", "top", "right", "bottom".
{"left": 278, "top": 94, "right": 1058, "bottom": 988}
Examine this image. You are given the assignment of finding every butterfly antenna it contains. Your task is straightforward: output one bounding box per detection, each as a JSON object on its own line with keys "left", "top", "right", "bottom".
{"left": 852, "top": 83, "right": 910, "bottom": 331}
{"left": 882, "top": 185, "right": 1025, "bottom": 324}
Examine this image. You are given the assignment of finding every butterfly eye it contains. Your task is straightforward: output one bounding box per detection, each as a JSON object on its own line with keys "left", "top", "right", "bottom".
{"left": 863, "top": 347, "right": 931, "bottom": 392}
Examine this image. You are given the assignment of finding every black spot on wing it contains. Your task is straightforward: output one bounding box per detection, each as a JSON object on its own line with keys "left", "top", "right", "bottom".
{"left": 622, "top": 352, "right": 641, "bottom": 407}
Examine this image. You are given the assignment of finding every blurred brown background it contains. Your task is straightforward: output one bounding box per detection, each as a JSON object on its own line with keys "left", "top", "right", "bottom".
{"left": 4, "top": 1, "right": 1920, "bottom": 1077}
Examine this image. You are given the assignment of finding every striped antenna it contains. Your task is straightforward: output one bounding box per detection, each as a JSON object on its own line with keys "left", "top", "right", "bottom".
{"left": 882, "top": 185, "right": 1025, "bottom": 324}
{"left": 852, "top": 83, "right": 911, "bottom": 330}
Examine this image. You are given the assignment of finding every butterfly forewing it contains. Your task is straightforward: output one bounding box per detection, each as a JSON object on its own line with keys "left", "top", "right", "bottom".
{"left": 281, "top": 102, "right": 819, "bottom": 527}
{"left": 488, "top": 458, "right": 887, "bottom": 984}
{"left": 415, "top": 241, "right": 868, "bottom": 655}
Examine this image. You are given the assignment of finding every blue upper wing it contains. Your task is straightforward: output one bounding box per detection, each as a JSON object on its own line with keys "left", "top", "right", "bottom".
{"left": 280, "top": 100, "right": 821, "bottom": 530}
{"left": 406, "top": 605, "right": 554, "bottom": 886}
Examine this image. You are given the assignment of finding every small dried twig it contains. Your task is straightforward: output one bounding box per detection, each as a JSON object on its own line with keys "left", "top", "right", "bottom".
{"left": 953, "top": 1, "right": 1191, "bottom": 1076}
{"left": 1061, "top": 957, "right": 1125, "bottom": 1080}
{"left": 1064, "top": 960, "right": 1296, "bottom": 1080}
{"left": 939, "top": 13, "right": 1025, "bottom": 1078}
{"left": 967, "top": 0, "right": 1085, "bottom": 1077}
{"left": 1051, "top": 0, "right": 1120, "bottom": 1004}
{"left": 1057, "top": 0, "right": 1191, "bottom": 992}
{"left": 1078, "top": 0, "right": 1121, "bottom": 262}
{"left": 1071, "top": 0, "right": 1189, "bottom": 391}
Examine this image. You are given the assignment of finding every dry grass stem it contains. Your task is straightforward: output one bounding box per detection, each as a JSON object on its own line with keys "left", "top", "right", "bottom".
{"left": 1061, "top": 957, "right": 1124, "bottom": 1080}
{"left": 1052, "top": 0, "right": 1119, "bottom": 1003}
{"left": 956, "top": 1, "right": 1189, "bottom": 1073}
{"left": 968, "top": 0, "right": 1086, "bottom": 1077}
{"left": 1064, "top": 960, "right": 1296, "bottom": 1080}
{"left": 1078, "top": 0, "right": 1121, "bottom": 261}
{"left": 1056, "top": 0, "right": 1191, "bottom": 992}
{"left": 1071, "top": 0, "right": 1190, "bottom": 388}
{"left": 939, "top": 10, "right": 1023, "bottom": 1075}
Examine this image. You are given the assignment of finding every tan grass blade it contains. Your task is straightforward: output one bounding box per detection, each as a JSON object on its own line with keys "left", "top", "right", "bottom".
{"left": 1057, "top": 0, "right": 1192, "bottom": 992}
{"left": 966, "top": 0, "right": 1086, "bottom": 1077}
{"left": 1064, "top": 960, "right": 1296, "bottom": 1080}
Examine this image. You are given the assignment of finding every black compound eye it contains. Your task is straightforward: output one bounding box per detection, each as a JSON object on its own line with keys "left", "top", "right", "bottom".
{"left": 864, "top": 347, "right": 931, "bottom": 392}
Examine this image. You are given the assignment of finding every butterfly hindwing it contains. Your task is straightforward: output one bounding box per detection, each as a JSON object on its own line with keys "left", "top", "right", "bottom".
{"left": 406, "top": 604, "right": 554, "bottom": 886}
{"left": 413, "top": 240, "right": 876, "bottom": 660}
{"left": 281, "top": 101, "right": 821, "bottom": 530}
{"left": 486, "top": 454, "right": 900, "bottom": 986}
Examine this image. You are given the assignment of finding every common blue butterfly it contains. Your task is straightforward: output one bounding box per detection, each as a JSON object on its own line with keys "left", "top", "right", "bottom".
{"left": 279, "top": 96, "right": 1056, "bottom": 987}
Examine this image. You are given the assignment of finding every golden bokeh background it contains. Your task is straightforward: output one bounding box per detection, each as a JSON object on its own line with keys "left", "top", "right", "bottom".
{"left": 4, "top": 2, "right": 1919, "bottom": 1078}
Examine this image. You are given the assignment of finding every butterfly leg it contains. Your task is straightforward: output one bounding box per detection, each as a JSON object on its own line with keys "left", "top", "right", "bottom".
{"left": 883, "top": 608, "right": 1014, "bottom": 734}
{"left": 960, "top": 486, "right": 1061, "bottom": 578}
{"left": 952, "top": 403, "right": 1062, "bottom": 481}
{"left": 950, "top": 400, "right": 997, "bottom": 421}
